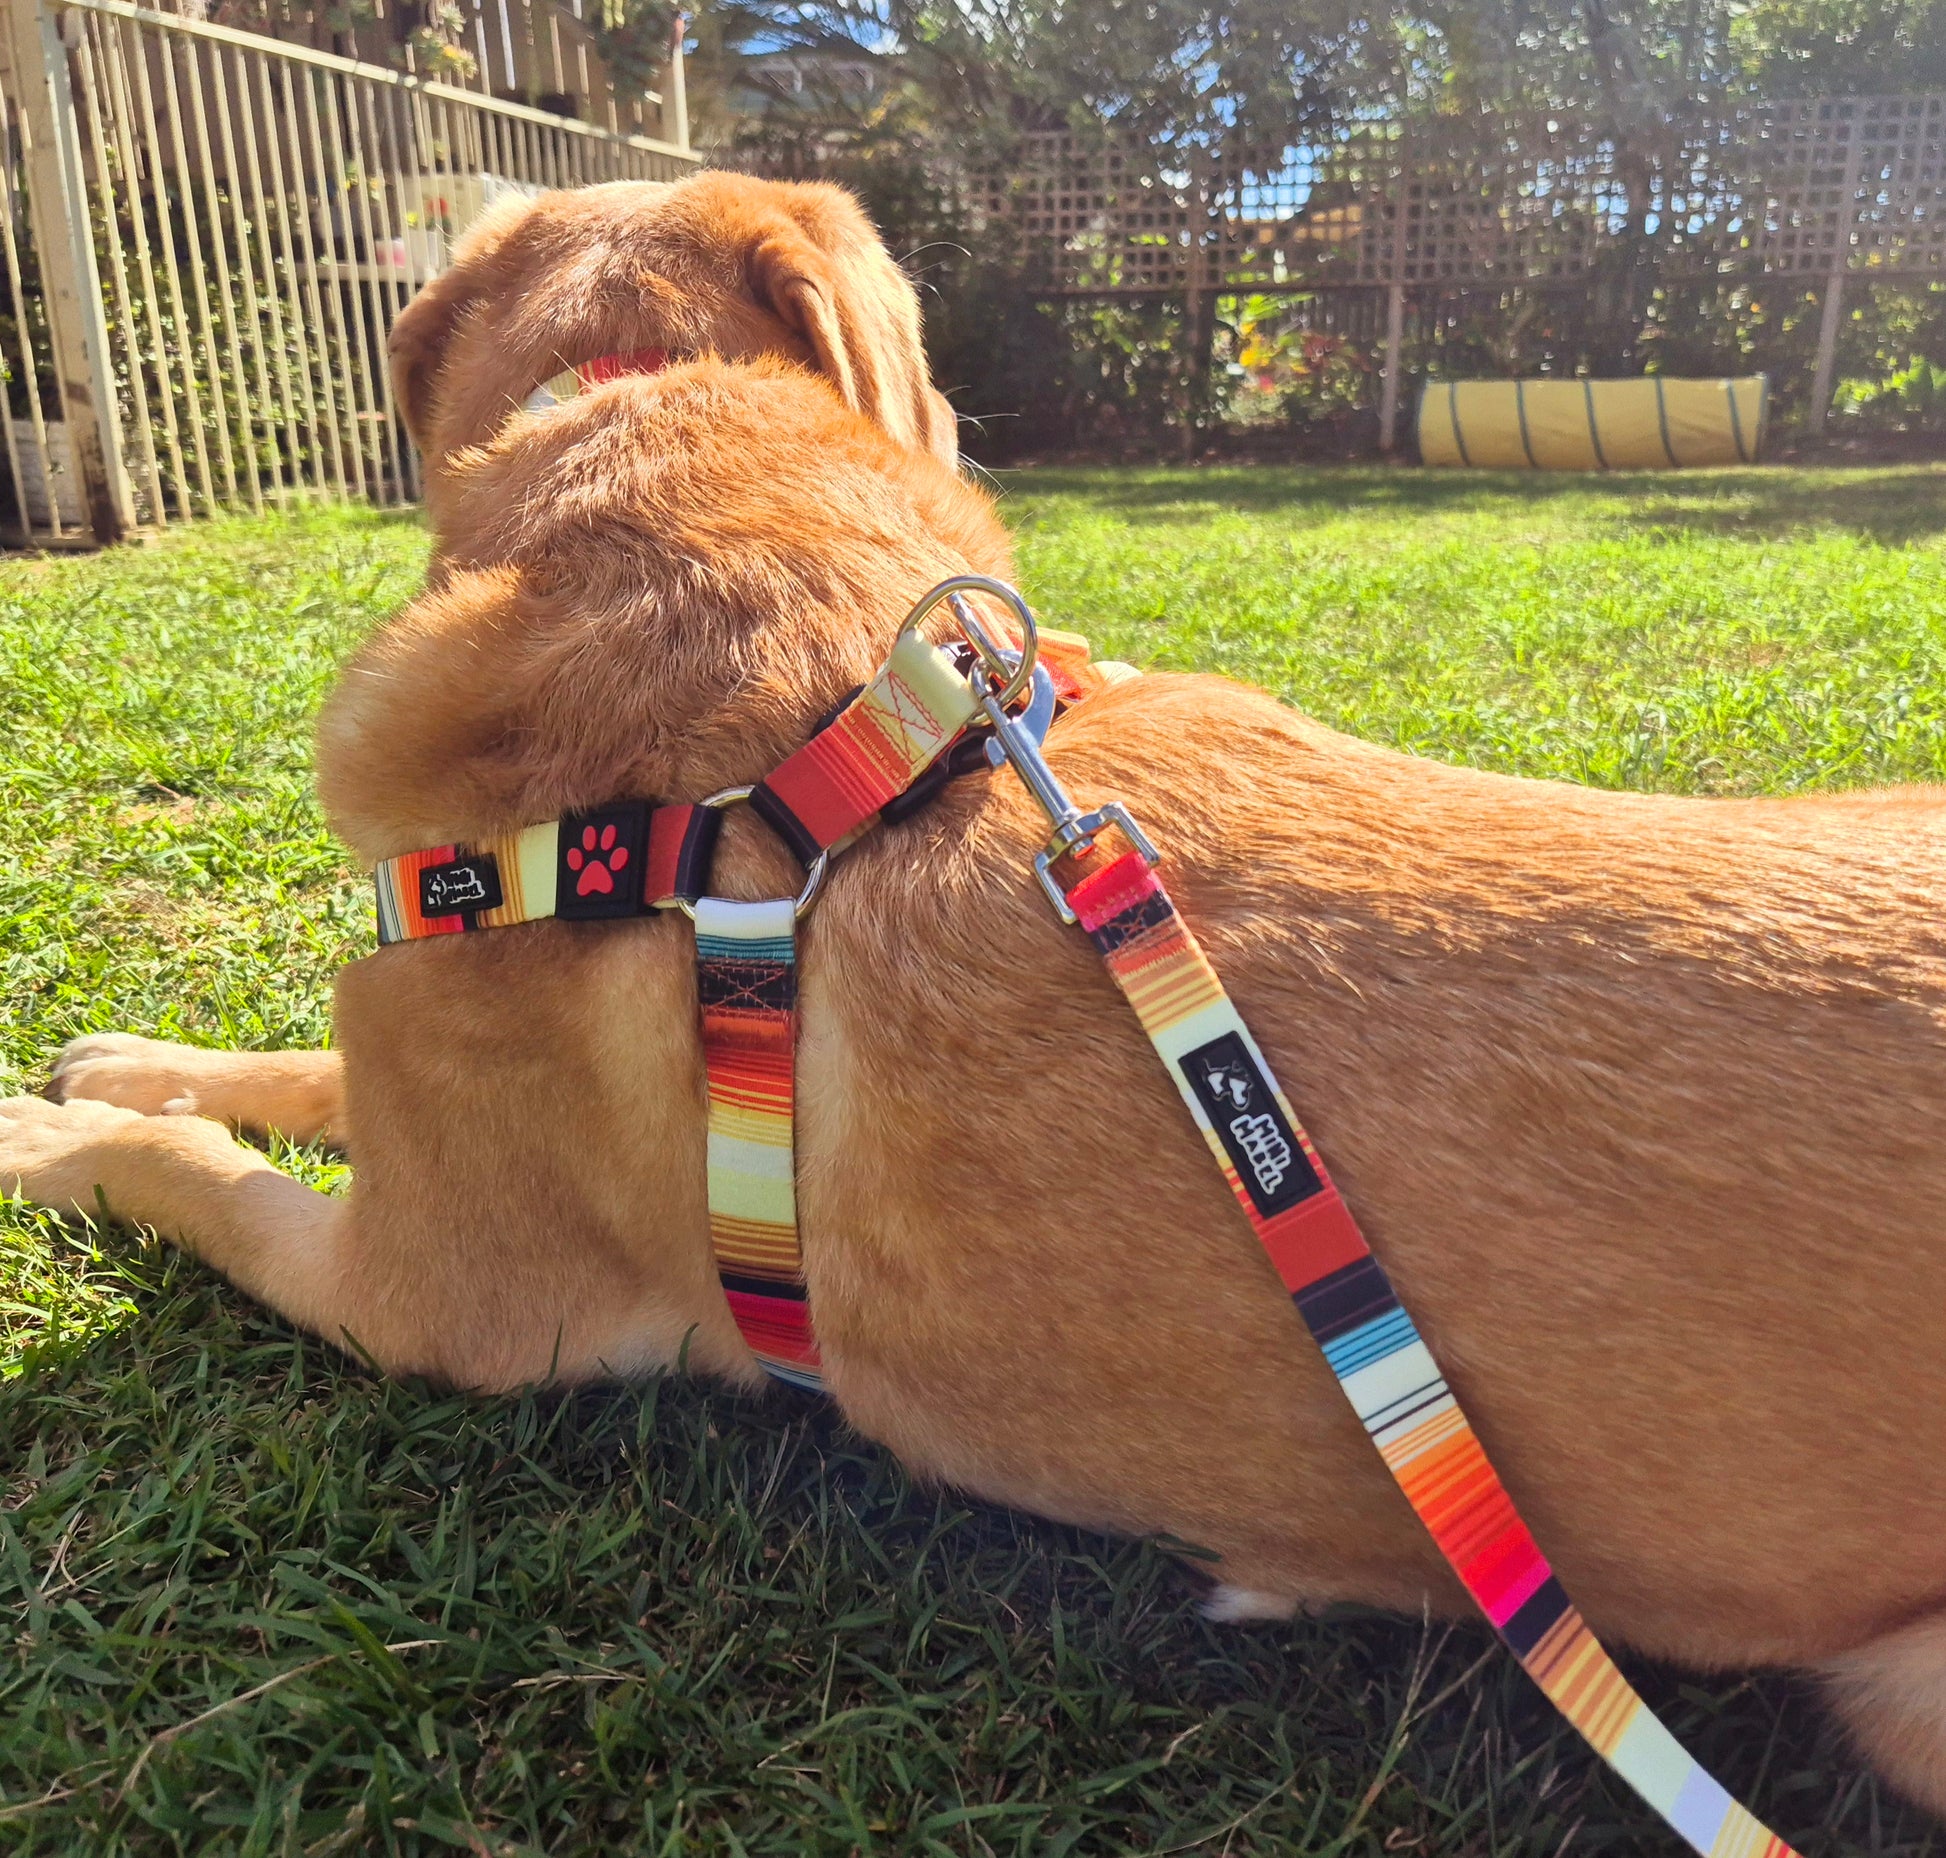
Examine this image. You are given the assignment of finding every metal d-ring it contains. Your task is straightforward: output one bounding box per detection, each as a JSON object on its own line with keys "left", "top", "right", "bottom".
{"left": 895, "top": 574, "right": 1039, "bottom": 713}
{"left": 676, "top": 784, "right": 828, "bottom": 921}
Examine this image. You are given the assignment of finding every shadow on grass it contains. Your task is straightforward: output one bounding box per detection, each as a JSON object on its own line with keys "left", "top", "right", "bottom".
{"left": 2, "top": 1235, "right": 1931, "bottom": 1855}
{"left": 999, "top": 463, "right": 1946, "bottom": 545}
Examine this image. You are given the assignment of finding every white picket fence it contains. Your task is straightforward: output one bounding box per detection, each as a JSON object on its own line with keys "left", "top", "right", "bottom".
{"left": 0, "top": 0, "right": 697, "bottom": 543}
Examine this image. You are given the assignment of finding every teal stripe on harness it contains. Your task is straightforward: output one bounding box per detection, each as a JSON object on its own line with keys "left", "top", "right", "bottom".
{"left": 696, "top": 931, "right": 796, "bottom": 963}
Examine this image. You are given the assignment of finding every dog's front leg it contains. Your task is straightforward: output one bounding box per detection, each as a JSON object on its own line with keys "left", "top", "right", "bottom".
{"left": 48, "top": 1038, "right": 344, "bottom": 1147}
{"left": 0, "top": 1096, "right": 357, "bottom": 1344}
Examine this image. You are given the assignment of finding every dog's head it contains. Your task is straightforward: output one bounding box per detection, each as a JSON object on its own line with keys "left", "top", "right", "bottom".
{"left": 388, "top": 173, "right": 957, "bottom": 480}
{"left": 320, "top": 355, "right": 1015, "bottom": 863}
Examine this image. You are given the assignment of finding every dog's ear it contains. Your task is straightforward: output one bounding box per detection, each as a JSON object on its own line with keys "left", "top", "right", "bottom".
{"left": 922, "top": 386, "right": 961, "bottom": 465}
{"left": 748, "top": 198, "right": 954, "bottom": 465}
{"left": 388, "top": 192, "right": 540, "bottom": 450}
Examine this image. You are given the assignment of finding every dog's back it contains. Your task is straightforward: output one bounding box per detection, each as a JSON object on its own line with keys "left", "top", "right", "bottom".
{"left": 817, "top": 672, "right": 1946, "bottom": 1671}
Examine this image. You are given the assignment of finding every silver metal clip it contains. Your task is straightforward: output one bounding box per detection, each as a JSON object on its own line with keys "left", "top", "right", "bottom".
{"left": 984, "top": 658, "right": 1057, "bottom": 766}
{"left": 976, "top": 682, "right": 1158, "bottom": 924}
{"left": 900, "top": 573, "right": 1157, "bottom": 921}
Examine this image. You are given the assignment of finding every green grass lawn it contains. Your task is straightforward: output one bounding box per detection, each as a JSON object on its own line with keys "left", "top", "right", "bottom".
{"left": 3, "top": 465, "right": 1944, "bottom": 1856}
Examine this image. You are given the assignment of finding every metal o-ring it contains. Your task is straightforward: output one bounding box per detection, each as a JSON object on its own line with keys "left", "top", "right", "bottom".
{"left": 676, "top": 784, "right": 828, "bottom": 921}
{"left": 895, "top": 573, "right": 1039, "bottom": 712}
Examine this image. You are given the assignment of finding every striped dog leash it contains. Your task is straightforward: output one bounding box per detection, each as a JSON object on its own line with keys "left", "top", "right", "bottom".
{"left": 370, "top": 576, "right": 1799, "bottom": 1854}
{"left": 1059, "top": 848, "right": 1796, "bottom": 1858}
{"left": 966, "top": 591, "right": 1801, "bottom": 1858}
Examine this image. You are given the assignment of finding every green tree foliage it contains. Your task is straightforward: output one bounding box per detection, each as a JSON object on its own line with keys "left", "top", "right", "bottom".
{"left": 1398, "top": 0, "right": 1740, "bottom": 120}
{"left": 588, "top": 0, "right": 678, "bottom": 99}
{"left": 1731, "top": 0, "right": 1946, "bottom": 92}
{"left": 872, "top": 0, "right": 1365, "bottom": 149}
{"left": 630, "top": 0, "right": 1946, "bottom": 149}
{"left": 1397, "top": 0, "right": 1946, "bottom": 123}
{"left": 709, "top": 0, "right": 1946, "bottom": 455}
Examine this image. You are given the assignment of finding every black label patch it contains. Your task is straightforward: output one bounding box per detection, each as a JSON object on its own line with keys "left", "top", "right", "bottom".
{"left": 419, "top": 854, "right": 502, "bottom": 919}
{"left": 556, "top": 802, "right": 650, "bottom": 921}
{"left": 1179, "top": 1032, "right": 1322, "bottom": 1218}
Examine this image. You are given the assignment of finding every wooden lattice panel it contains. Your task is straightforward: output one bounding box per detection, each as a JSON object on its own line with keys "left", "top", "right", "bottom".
{"left": 1403, "top": 118, "right": 1610, "bottom": 284}
{"left": 977, "top": 93, "right": 1946, "bottom": 293}
{"left": 966, "top": 133, "right": 1195, "bottom": 290}
{"left": 1210, "top": 131, "right": 1393, "bottom": 287}
{"left": 1749, "top": 94, "right": 1946, "bottom": 274}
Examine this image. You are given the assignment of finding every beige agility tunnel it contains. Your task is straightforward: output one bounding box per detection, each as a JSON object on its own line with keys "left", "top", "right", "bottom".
{"left": 1418, "top": 377, "right": 1769, "bottom": 469}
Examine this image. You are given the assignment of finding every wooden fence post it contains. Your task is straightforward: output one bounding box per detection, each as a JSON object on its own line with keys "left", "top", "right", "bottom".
{"left": 1378, "top": 284, "right": 1406, "bottom": 452}
{"left": 1176, "top": 158, "right": 1220, "bottom": 461}
{"left": 1378, "top": 133, "right": 1411, "bottom": 453}
{"left": 6, "top": 0, "right": 135, "bottom": 541}
{"left": 1808, "top": 274, "right": 1846, "bottom": 438}
{"left": 1807, "top": 104, "right": 1863, "bottom": 438}
{"left": 659, "top": 12, "right": 686, "bottom": 151}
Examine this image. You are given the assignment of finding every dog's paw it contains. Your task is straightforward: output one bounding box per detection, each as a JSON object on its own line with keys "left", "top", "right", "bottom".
{"left": 0, "top": 1094, "right": 154, "bottom": 1216}
{"left": 48, "top": 1032, "right": 210, "bottom": 1118}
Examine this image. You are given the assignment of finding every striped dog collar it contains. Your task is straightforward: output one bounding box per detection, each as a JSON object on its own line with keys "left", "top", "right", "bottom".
{"left": 373, "top": 627, "right": 983, "bottom": 945}
{"left": 374, "top": 621, "right": 1116, "bottom": 945}
{"left": 375, "top": 801, "right": 719, "bottom": 945}
{"left": 369, "top": 576, "right": 1798, "bottom": 1856}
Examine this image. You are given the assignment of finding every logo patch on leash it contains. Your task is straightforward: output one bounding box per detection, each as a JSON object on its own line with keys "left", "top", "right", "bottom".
{"left": 419, "top": 854, "right": 503, "bottom": 920}
{"left": 1181, "top": 1032, "right": 1321, "bottom": 1217}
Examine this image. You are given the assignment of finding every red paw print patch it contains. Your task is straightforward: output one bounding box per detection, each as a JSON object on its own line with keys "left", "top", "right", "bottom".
{"left": 567, "top": 822, "right": 629, "bottom": 896}
{"left": 555, "top": 803, "right": 649, "bottom": 920}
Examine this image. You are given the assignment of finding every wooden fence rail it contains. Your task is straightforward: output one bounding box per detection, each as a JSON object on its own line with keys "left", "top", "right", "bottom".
{"left": 0, "top": 0, "right": 695, "bottom": 544}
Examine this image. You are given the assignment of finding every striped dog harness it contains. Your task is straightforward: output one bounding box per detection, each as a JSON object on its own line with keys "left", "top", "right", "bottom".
{"left": 371, "top": 575, "right": 1799, "bottom": 1857}
{"left": 375, "top": 601, "right": 1107, "bottom": 1391}
{"left": 694, "top": 894, "right": 820, "bottom": 1389}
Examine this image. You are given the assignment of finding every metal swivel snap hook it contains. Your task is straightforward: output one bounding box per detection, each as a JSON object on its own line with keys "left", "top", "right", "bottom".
{"left": 980, "top": 690, "right": 1159, "bottom": 923}
{"left": 896, "top": 573, "right": 1158, "bottom": 921}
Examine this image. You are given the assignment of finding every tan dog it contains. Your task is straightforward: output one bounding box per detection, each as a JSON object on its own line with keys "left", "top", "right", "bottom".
{"left": 397, "top": 168, "right": 959, "bottom": 489}
{"left": 7, "top": 356, "right": 1946, "bottom": 1821}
